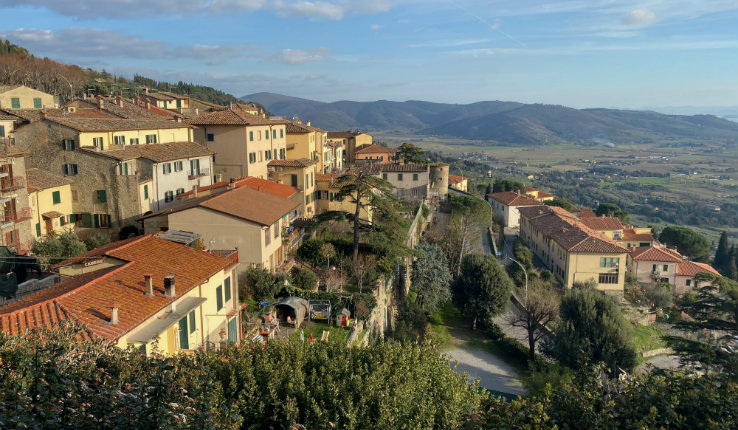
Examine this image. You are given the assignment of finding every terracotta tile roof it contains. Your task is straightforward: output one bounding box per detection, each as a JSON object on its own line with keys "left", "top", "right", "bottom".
{"left": 327, "top": 130, "right": 367, "bottom": 139}
{"left": 65, "top": 98, "right": 169, "bottom": 120}
{"left": 79, "top": 141, "right": 213, "bottom": 163}
{"left": 286, "top": 122, "right": 325, "bottom": 133}
{"left": 42, "top": 211, "right": 64, "bottom": 219}
{"left": 0, "top": 110, "right": 21, "bottom": 120}
{"left": 448, "top": 174, "right": 467, "bottom": 184}
{"left": 537, "top": 191, "right": 554, "bottom": 198}
{"left": 144, "top": 91, "right": 184, "bottom": 102}
{"left": 629, "top": 246, "right": 683, "bottom": 262}
{"left": 316, "top": 171, "right": 358, "bottom": 187}
{"left": 487, "top": 191, "right": 542, "bottom": 207}
{"left": 6, "top": 108, "right": 64, "bottom": 122}
{"left": 186, "top": 108, "right": 289, "bottom": 126}
{"left": 26, "top": 168, "right": 74, "bottom": 191}
{"left": 579, "top": 217, "right": 624, "bottom": 231}
{"left": 622, "top": 228, "right": 654, "bottom": 242}
{"left": 268, "top": 158, "right": 318, "bottom": 168}
{"left": 525, "top": 186, "right": 536, "bottom": 192}
{"left": 33, "top": 235, "right": 234, "bottom": 342}
{"left": 518, "top": 205, "right": 628, "bottom": 254}
{"left": 47, "top": 116, "right": 191, "bottom": 132}
{"left": 371, "top": 163, "right": 428, "bottom": 173}
{"left": 355, "top": 144, "right": 395, "bottom": 155}
{"left": 677, "top": 261, "right": 720, "bottom": 277}
{"left": 176, "top": 176, "right": 298, "bottom": 199}
{"left": 201, "top": 186, "right": 300, "bottom": 226}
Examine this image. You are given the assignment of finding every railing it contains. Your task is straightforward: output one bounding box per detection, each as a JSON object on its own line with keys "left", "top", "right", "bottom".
{"left": 0, "top": 137, "right": 15, "bottom": 147}
{"left": 3, "top": 207, "right": 32, "bottom": 223}
{"left": 651, "top": 270, "right": 661, "bottom": 277}
{"left": 188, "top": 167, "right": 210, "bottom": 180}
{"left": 1, "top": 176, "right": 25, "bottom": 192}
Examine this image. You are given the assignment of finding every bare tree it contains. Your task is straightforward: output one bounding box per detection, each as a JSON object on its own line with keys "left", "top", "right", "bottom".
{"left": 507, "top": 279, "right": 560, "bottom": 362}
{"left": 354, "top": 253, "right": 377, "bottom": 293}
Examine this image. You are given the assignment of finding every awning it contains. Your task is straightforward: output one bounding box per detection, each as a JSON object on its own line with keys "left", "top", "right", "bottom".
{"left": 126, "top": 296, "right": 207, "bottom": 343}
{"left": 42, "top": 211, "right": 64, "bottom": 219}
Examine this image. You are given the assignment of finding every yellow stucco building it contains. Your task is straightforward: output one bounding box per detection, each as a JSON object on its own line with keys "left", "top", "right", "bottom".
{"left": 26, "top": 168, "right": 75, "bottom": 238}
{"left": 0, "top": 85, "right": 56, "bottom": 110}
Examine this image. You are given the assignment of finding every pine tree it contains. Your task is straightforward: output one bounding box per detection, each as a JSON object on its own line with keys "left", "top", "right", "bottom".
{"left": 714, "top": 231, "right": 731, "bottom": 274}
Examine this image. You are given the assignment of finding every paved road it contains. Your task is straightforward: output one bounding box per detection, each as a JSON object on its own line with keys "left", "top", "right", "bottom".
{"left": 444, "top": 347, "right": 525, "bottom": 395}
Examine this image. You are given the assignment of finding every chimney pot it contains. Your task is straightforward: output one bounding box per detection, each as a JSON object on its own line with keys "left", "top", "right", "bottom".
{"left": 97, "top": 96, "right": 104, "bottom": 109}
{"left": 110, "top": 304, "right": 119, "bottom": 325}
{"left": 164, "top": 275, "right": 175, "bottom": 297}
{"left": 195, "top": 108, "right": 199, "bottom": 115}
{"left": 146, "top": 100, "right": 151, "bottom": 110}
{"left": 144, "top": 274, "right": 154, "bottom": 296}
{"left": 192, "top": 185, "right": 198, "bottom": 198}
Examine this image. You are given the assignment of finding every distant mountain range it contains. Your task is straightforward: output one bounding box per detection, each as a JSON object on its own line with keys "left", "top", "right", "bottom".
{"left": 243, "top": 92, "right": 737, "bottom": 147}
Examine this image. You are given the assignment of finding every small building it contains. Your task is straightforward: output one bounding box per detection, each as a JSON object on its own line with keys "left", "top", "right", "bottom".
{"left": 372, "top": 163, "right": 430, "bottom": 202}
{"left": 268, "top": 158, "right": 319, "bottom": 217}
{"left": 327, "top": 130, "right": 372, "bottom": 164}
{"left": 314, "top": 172, "right": 373, "bottom": 223}
{"left": 26, "top": 168, "right": 75, "bottom": 238}
{"left": 524, "top": 187, "right": 554, "bottom": 202}
{"left": 486, "top": 191, "right": 543, "bottom": 228}
{"left": 0, "top": 85, "right": 56, "bottom": 110}
{"left": 274, "top": 297, "right": 310, "bottom": 328}
{"left": 448, "top": 175, "right": 468, "bottom": 192}
{"left": 675, "top": 260, "right": 720, "bottom": 295}
{"left": 627, "top": 246, "right": 683, "bottom": 285}
{"left": 579, "top": 216, "right": 624, "bottom": 241}
{"left": 354, "top": 144, "right": 396, "bottom": 165}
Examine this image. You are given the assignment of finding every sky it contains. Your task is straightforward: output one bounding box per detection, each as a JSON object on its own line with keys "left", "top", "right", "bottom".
{"left": 0, "top": 0, "right": 736, "bottom": 110}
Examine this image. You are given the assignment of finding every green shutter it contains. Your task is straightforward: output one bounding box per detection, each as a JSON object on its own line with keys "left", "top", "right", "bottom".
{"left": 227, "top": 317, "right": 238, "bottom": 343}
{"left": 35, "top": 223, "right": 41, "bottom": 237}
{"left": 189, "top": 310, "right": 196, "bottom": 333}
{"left": 144, "top": 184, "right": 149, "bottom": 199}
{"left": 80, "top": 213, "right": 92, "bottom": 228}
{"left": 178, "top": 317, "right": 189, "bottom": 350}
{"left": 70, "top": 214, "right": 76, "bottom": 223}
{"left": 52, "top": 191, "right": 61, "bottom": 204}
{"left": 224, "top": 277, "right": 231, "bottom": 302}
{"left": 93, "top": 214, "right": 100, "bottom": 228}
{"left": 0, "top": 125, "right": 5, "bottom": 137}
{"left": 33, "top": 98, "right": 42, "bottom": 109}
{"left": 216, "top": 285, "right": 223, "bottom": 310}
{"left": 97, "top": 190, "right": 106, "bottom": 203}
{"left": 176, "top": 99, "right": 182, "bottom": 108}
{"left": 60, "top": 216, "right": 66, "bottom": 226}
{"left": 11, "top": 98, "right": 20, "bottom": 109}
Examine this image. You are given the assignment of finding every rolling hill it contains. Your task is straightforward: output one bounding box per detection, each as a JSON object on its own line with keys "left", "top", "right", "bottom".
{"left": 243, "top": 92, "right": 737, "bottom": 147}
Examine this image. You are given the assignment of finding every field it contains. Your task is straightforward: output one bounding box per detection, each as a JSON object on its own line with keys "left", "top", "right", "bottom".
{"left": 377, "top": 132, "right": 738, "bottom": 243}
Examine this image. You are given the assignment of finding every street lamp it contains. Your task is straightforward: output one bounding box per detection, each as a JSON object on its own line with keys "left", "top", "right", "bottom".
{"left": 57, "top": 74, "right": 74, "bottom": 101}
{"left": 508, "top": 256, "right": 528, "bottom": 305}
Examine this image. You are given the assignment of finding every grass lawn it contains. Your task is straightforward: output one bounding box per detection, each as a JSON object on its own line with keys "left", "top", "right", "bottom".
{"left": 289, "top": 320, "right": 350, "bottom": 344}
{"left": 427, "top": 301, "right": 464, "bottom": 348}
{"left": 631, "top": 323, "right": 667, "bottom": 362}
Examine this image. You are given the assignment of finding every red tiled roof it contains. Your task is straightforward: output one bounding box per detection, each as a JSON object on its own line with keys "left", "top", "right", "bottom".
{"left": 629, "top": 246, "right": 683, "bottom": 262}
{"left": 448, "top": 175, "right": 467, "bottom": 185}
{"left": 327, "top": 130, "right": 367, "bottom": 139}
{"left": 355, "top": 144, "right": 395, "bottom": 155}
{"left": 576, "top": 209, "right": 597, "bottom": 218}
{"left": 26, "top": 168, "right": 74, "bottom": 191}
{"left": 80, "top": 141, "right": 213, "bottom": 163}
{"left": 26, "top": 235, "right": 234, "bottom": 342}
{"left": 268, "top": 158, "right": 318, "bottom": 168}
{"left": 525, "top": 186, "right": 536, "bottom": 192}
{"left": 677, "top": 261, "right": 720, "bottom": 277}
{"left": 579, "top": 217, "right": 624, "bottom": 231}
{"left": 487, "top": 191, "right": 542, "bottom": 207}
{"left": 537, "top": 191, "right": 554, "bottom": 198}
{"left": 286, "top": 122, "right": 325, "bottom": 133}
{"left": 186, "top": 108, "right": 288, "bottom": 126}
{"left": 622, "top": 228, "right": 654, "bottom": 242}
{"left": 200, "top": 186, "right": 300, "bottom": 226}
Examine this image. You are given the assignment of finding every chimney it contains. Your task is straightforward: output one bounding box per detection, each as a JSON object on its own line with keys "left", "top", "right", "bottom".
{"left": 229, "top": 177, "right": 236, "bottom": 190}
{"left": 194, "top": 108, "right": 199, "bottom": 116}
{"left": 229, "top": 102, "right": 234, "bottom": 110}
{"left": 164, "top": 275, "right": 175, "bottom": 297}
{"left": 117, "top": 96, "right": 124, "bottom": 107}
{"left": 144, "top": 274, "right": 154, "bottom": 296}
{"left": 146, "top": 100, "right": 151, "bottom": 110}
{"left": 97, "top": 96, "right": 104, "bottom": 109}
{"left": 40, "top": 111, "right": 48, "bottom": 120}
{"left": 306, "top": 121, "right": 311, "bottom": 126}
{"left": 144, "top": 87, "right": 149, "bottom": 95}
{"left": 192, "top": 185, "right": 198, "bottom": 198}
{"left": 175, "top": 115, "right": 182, "bottom": 123}
{"left": 110, "top": 303, "right": 119, "bottom": 325}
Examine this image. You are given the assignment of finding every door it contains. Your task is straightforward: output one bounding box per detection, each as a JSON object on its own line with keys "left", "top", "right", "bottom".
{"left": 178, "top": 317, "right": 189, "bottom": 350}
{"left": 227, "top": 317, "right": 238, "bottom": 343}
{"left": 45, "top": 219, "right": 53, "bottom": 235}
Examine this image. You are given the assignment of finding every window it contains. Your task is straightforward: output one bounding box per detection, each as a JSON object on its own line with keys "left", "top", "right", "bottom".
{"left": 280, "top": 129, "right": 284, "bottom": 138}
{"left": 382, "top": 173, "right": 387, "bottom": 180}
{"left": 164, "top": 191, "right": 174, "bottom": 202}
{"left": 207, "top": 133, "right": 214, "bottom": 142}
{"left": 71, "top": 190, "right": 78, "bottom": 202}
{"left": 0, "top": 125, "right": 4, "bottom": 137}
{"left": 305, "top": 174, "right": 309, "bottom": 187}
{"left": 248, "top": 152, "right": 256, "bottom": 164}
{"left": 273, "top": 149, "right": 278, "bottom": 160}
{"left": 113, "top": 135, "right": 125, "bottom": 146}
{"left": 178, "top": 317, "right": 189, "bottom": 350}
{"left": 173, "top": 161, "right": 183, "bottom": 172}
{"left": 280, "top": 148, "right": 286, "bottom": 159}
{"left": 599, "top": 257, "right": 619, "bottom": 268}
{"left": 274, "top": 222, "right": 279, "bottom": 238}
{"left": 129, "top": 138, "right": 139, "bottom": 145}
{"left": 33, "top": 97, "right": 42, "bottom": 109}
{"left": 216, "top": 285, "right": 223, "bottom": 311}
{"left": 176, "top": 99, "right": 182, "bottom": 108}
{"left": 97, "top": 190, "right": 106, "bottom": 203}
{"left": 249, "top": 131, "right": 254, "bottom": 141}
{"left": 143, "top": 184, "right": 149, "bottom": 200}
{"left": 62, "top": 164, "right": 78, "bottom": 175}
{"left": 118, "top": 163, "right": 129, "bottom": 175}
{"left": 224, "top": 277, "right": 231, "bottom": 302}
{"left": 190, "top": 159, "right": 200, "bottom": 175}
{"left": 265, "top": 150, "right": 271, "bottom": 160}
{"left": 92, "top": 137, "right": 104, "bottom": 149}
{"left": 652, "top": 264, "right": 658, "bottom": 273}
{"left": 145, "top": 134, "right": 157, "bottom": 144}
{"left": 176, "top": 187, "right": 185, "bottom": 196}
{"left": 11, "top": 97, "right": 20, "bottom": 109}
{"left": 311, "top": 172, "right": 314, "bottom": 187}
{"left": 189, "top": 310, "right": 196, "bottom": 333}
{"left": 663, "top": 264, "right": 668, "bottom": 272}
{"left": 272, "top": 130, "right": 277, "bottom": 139}
{"left": 61, "top": 139, "right": 76, "bottom": 150}
{"left": 291, "top": 174, "right": 298, "bottom": 187}
{"left": 398, "top": 173, "right": 403, "bottom": 181}
{"left": 265, "top": 227, "right": 271, "bottom": 246}
{"left": 35, "top": 223, "right": 41, "bottom": 237}
{"left": 98, "top": 214, "right": 111, "bottom": 228}
{"left": 413, "top": 173, "right": 418, "bottom": 181}
{"left": 79, "top": 213, "right": 92, "bottom": 228}
{"left": 686, "top": 279, "right": 691, "bottom": 287}
{"left": 258, "top": 152, "right": 263, "bottom": 162}
{"left": 598, "top": 273, "right": 619, "bottom": 284}
{"left": 162, "top": 163, "right": 172, "bottom": 174}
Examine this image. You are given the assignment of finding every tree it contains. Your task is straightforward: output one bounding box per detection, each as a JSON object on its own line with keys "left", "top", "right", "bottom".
{"left": 492, "top": 179, "right": 526, "bottom": 194}
{"left": 548, "top": 285, "right": 637, "bottom": 373}
{"left": 320, "top": 242, "right": 336, "bottom": 269}
{"left": 595, "top": 203, "right": 629, "bottom": 223}
{"left": 354, "top": 253, "right": 377, "bottom": 293}
{"left": 507, "top": 279, "right": 560, "bottom": 361}
{"left": 31, "top": 232, "right": 87, "bottom": 263}
{"left": 453, "top": 253, "right": 513, "bottom": 330}
{"left": 411, "top": 243, "right": 452, "bottom": 311}
{"left": 714, "top": 231, "right": 732, "bottom": 274}
{"left": 642, "top": 281, "right": 673, "bottom": 308}
{"left": 83, "top": 232, "right": 111, "bottom": 250}
{"left": 547, "top": 198, "right": 575, "bottom": 211}
{"left": 240, "top": 267, "right": 286, "bottom": 301}
{"left": 396, "top": 142, "right": 426, "bottom": 164}
{"left": 485, "top": 182, "right": 492, "bottom": 195}
{"left": 659, "top": 225, "right": 710, "bottom": 261}
{"left": 445, "top": 194, "right": 491, "bottom": 276}
{"left": 290, "top": 267, "right": 317, "bottom": 291}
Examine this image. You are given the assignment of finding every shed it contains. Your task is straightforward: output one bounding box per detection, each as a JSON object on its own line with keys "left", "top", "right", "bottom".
{"left": 274, "top": 297, "right": 310, "bottom": 328}
{"left": 336, "top": 308, "right": 351, "bottom": 327}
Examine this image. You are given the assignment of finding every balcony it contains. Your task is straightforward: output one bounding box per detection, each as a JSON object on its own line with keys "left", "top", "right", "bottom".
{"left": 188, "top": 167, "right": 210, "bottom": 180}
{"left": 1, "top": 176, "right": 25, "bottom": 192}
{"left": 3, "top": 207, "right": 32, "bottom": 224}
{"left": 651, "top": 270, "right": 661, "bottom": 278}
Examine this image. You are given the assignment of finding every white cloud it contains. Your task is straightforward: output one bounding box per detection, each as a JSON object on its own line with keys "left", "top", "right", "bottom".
{"left": 0, "top": 28, "right": 256, "bottom": 65}
{"left": 273, "top": 0, "right": 344, "bottom": 20}
{"left": 371, "top": 24, "right": 382, "bottom": 31}
{"left": 273, "top": 47, "right": 333, "bottom": 64}
{"left": 621, "top": 8, "right": 656, "bottom": 26}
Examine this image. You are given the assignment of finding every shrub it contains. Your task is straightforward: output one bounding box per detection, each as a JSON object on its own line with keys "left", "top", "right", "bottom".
{"left": 118, "top": 224, "right": 139, "bottom": 240}
{"left": 642, "top": 282, "right": 673, "bottom": 309}
{"left": 240, "top": 267, "right": 286, "bottom": 301}
{"left": 290, "top": 267, "right": 317, "bottom": 291}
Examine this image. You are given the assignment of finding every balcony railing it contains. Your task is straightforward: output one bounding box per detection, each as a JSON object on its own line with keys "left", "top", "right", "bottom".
{"left": 188, "top": 167, "right": 210, "bottom": 180}
{"left": 3, "top": 207, "right": 32, "bottom": 223}
{"left": 1, "top": 176, "right": 25, "bottom": 192}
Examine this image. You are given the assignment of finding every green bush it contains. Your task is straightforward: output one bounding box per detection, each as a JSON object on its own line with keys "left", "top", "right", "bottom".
{"left": 240, "top": 267, "right": 287, "bottom": 301}
{"left": 290, "top": 267, "right": 317, "bottom": 291}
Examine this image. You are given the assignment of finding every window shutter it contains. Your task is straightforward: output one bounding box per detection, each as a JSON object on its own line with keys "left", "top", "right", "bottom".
{"left": 224, "top": 277, "right": 231, "bottom": 302}
{"left": 98, "top": 190, "right": 107, "bottom": 203}
{"left": 94, "top": 214, "right": 100, "bottom": 228}
{"left": 35, "top": 223, "right": 41, "bottom": 237}
{"left": 52, "top": 191, "right": 61, "bottom": 204}
{"left": 216, "top": 285, "right": 223, "bottom": 310}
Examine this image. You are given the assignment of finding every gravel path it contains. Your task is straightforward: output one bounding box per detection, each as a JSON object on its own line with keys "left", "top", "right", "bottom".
{"left": 444, "top": 347, "right": 525, "bottom": 395}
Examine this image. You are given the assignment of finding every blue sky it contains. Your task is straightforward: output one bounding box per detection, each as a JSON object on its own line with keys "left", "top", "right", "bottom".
{"left": 0, "top": 0, "right": 736, "bottom": 109}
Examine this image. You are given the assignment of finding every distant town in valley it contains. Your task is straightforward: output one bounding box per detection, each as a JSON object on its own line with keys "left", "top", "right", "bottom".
{"left": 1, "top": 33, "right": 737, "bottom": 429}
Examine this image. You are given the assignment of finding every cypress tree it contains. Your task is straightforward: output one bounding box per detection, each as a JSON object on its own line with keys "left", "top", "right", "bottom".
{"left": 714, "top": 231, "right": 731, "bottom": 274}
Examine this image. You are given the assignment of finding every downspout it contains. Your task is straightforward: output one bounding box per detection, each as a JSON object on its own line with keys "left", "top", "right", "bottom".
{"left": 198, "top": 283, "right": 205, "bottom": 348}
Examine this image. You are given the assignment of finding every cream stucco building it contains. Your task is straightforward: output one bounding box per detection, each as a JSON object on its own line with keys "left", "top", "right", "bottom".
{"left": 0, "top": 85, "right": 56, "bottom": 110}
{"left": 487, "top": 191, "right": 543, "bottom": 228}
